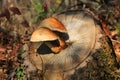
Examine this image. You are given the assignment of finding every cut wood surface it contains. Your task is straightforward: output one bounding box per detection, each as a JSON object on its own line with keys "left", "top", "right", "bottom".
{"left": 29, "top": 10, "right": 118, "bottom": 80}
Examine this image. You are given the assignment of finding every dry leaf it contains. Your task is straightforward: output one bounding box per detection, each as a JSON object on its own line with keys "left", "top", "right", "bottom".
{"left": 21, "top": 20, "right": 30, "bottom": 27}
{"left": 111, "top": 30, "right": 118, "bottom": 40}
{"left": 0, "top": 46, "right": 6, "bottom": 52}
{"left": 0, "top": 53, "right": 6, "bottom": 60}
{"left": 3, "top": 9, "right": 10, "bottom": 20}
{"left": 0, "top": 8, "right": 10, "bottom": 20}
{"left": 114, "top": 42, "right": 120, "bottom": 62}
{"left": 101, "top": 17, "right": 111, "bottom": 37}
{"left": 9, "top": 7, "right": 21, "bottom": 15}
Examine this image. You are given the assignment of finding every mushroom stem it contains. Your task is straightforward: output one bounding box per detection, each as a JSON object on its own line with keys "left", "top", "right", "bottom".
{"left": 45, "top": 37, "right": 66, "bottom": 53}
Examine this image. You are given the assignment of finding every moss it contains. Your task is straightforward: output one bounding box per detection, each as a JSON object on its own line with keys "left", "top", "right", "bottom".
{"left": 68, "top": 36, "right": 119, "bottom": 80}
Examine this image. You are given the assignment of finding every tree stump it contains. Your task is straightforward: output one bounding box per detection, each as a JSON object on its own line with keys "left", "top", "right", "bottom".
{"left": 28, "top": 10, "right": 119, "bottom": 80}
{"left": 65, "top": 22, "right": 119, "bottom": 80}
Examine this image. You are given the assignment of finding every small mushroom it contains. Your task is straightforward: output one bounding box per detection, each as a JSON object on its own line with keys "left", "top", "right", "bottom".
{"left": 40, "top": 17, "right": 67, "bottom": 33}
{"left": 30, "top": 27, "right": 66, "bottom": 53}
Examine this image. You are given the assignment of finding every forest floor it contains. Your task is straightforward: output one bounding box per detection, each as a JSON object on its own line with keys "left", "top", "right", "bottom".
{"left": 0, "top": 0, "right": 120, "bottom": 80}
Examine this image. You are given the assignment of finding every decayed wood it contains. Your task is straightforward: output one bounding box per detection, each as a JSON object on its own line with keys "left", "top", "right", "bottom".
{"left": 29, "top": 10, "right": 118, "bottom": 80}
{"left": 65, "top": 23, "right": 119, "bottom": 80}
{"left": 29, "top": 10, "right": 96, "bottom": 80}
{"left": 43, "top": 11, "right": 96, "bottom": 71}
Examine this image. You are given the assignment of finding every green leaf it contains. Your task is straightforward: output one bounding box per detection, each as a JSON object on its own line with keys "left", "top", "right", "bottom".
{"left": 35, "top": 16, "right": 42, "bottom": 23}
{"left": 16, "top": 67, "right": 24, "bottom": 78}
{"left": 33, "top": 1, "right": 44, "bottom": 13}
{"left": 116, "top": 25, "right": 120, "bottom": 37}
{"left": 116, "top": 25, "right": 120, "bottom": 30}
{"left": 18, "top": 49, "right": 25, "bottom": 54}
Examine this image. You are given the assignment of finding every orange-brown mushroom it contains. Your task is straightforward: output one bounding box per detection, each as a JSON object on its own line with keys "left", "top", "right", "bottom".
{"left": 30, "top": 27, "right": 66, "bottom": 53}
{"left": 45, "top": 37, "right": 66, "bottom": 53}
{"left": 39, "top": 17, "right": 68, "bottom": 53}
{"left": 40, "top": 17, "right": 67, "bottom": 33}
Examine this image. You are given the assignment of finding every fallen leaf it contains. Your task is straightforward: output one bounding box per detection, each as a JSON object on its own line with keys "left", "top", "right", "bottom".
{"left": 3, "top": 9, "right": 10, "bottom": 20}
{"left": 42, "top": 3, "right": 48, "bottom": 12}
{"left": 0, "top": 54, "right": 6, "bottom": 60}
{"left": 0, "top": 8, "right": 10, "bottom": 20}
{"left": 111, "top": 30, "right": 118, "bottom": 40}
{"left": 100, "top": 17, "right": 111, "bottom": 37}
{"left": 0, "top": 47, "right": 6, "bottom": 52}
{"left": 10, "top": 44, "right": 21, "bottom": 56}
{"left": 9, "top": 7, "right": 21, "bottom": 15}
{"left": 21, "top": 20, "right": 30, "bottom": 27}
{"left": 113, "top": 42, "right": 120, "bottom": 62}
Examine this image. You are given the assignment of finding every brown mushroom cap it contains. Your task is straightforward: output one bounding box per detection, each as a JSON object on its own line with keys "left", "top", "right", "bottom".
{"left": 30, "top": 27, "right": 58, "bottom": 42}
{"left": 40, "top": 17, "right": 67, "bottom": 33}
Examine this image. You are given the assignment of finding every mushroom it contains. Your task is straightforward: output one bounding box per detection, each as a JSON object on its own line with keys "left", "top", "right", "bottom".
{"left": 39, "top": 17, "right": 68, "bottom": 53}
{"left": 40, "top": 17, "right": 67, "bottom": 33}
{"left": 30, "top": 27, "right": 66, "bottom": 53}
